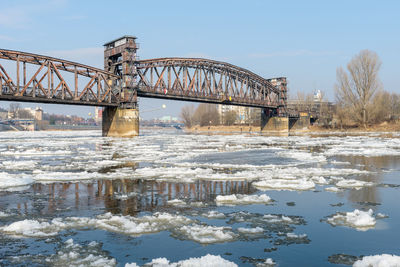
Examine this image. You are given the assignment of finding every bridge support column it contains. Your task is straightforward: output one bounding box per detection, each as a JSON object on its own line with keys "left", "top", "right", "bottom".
{"left": 260, "top": 108, "right": 289, "bottom": 133}
{"left": 289, "top": 113, "right": 310, "bottom": 131}
{"left": 102, "top": 107, "right": 139, "bottom": 137}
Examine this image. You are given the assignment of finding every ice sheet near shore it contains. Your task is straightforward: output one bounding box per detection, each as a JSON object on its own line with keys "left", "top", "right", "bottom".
{"left": 326, "top": 209, "right": 378, "bottom": 231}
{"left": 125, "top": 254, "right": 238, "bottom": 267}
{"left": 353, "top": 254, "right": 400, "bottom": 267}
{"left": 215, "top": 194, "right": 272, "bottom": 205}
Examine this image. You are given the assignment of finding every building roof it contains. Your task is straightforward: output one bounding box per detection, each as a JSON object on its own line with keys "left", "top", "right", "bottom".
{"left": 103, "top": 35, "right": 137, "bottom": 46}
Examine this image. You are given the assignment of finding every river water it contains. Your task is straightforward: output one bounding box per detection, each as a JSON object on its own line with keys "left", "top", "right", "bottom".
{"left": 0, "top": 129, "right": 399, "bottom": 266}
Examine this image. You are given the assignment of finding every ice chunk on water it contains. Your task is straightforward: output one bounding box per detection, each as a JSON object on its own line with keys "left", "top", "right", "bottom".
{"left": 325, "top": 187, "right": 343, "bottom": 192}
{"left": 175, "top": 224, "right": 237, "bottom": 244}
{"left": 216, "top": 194, "right": 272, "bottom": 205}
{"left": 263, "top": 214, "right": 294, "bottom": 224}
{"left": 0, "top": 211, "right": 12, "bottom": 217}
{"left": 0, "top": 172, "right": 33, "bottom": 190}
{"left": 167, "top": 199, "right": 186, "bottom": 206}
{"left": 203, "top": 211, "right": 226, "bottom": 219}
{"left": 336, "top": 179, "right": 374, "bottom": 189}
{"left": 47, "top": 239, "right": 116, "bottom": 267}
{"left": 253, "top": 178, "right": 315, "bottom": 191}
{"left": 286, "top": 232, "right": 307, "bottom": 239}
{"left": 1, "top": 218, "right": 67, "bottom": 237}
{"left": 238, "top": 227, "right": 264, "bottom": 234}
{"left": 1, "top": 212, "right": 193, "bottom": 238}
{"left": 353, "top": 254, "right": 400, "bottom": 267}
{"left": 0, "top": 160, "right": 37, "bottom": 170}
{"left": 326, "top": 209, "right": 376, "bottom": 231}
{"left": 311, "top": 176, "right": 329, "bottom": 185}
{"left": 126, "top": 254, "right": 237, "bottom": 267}
{"left": 256, "top": 258, "right": 275, "bottom": 267}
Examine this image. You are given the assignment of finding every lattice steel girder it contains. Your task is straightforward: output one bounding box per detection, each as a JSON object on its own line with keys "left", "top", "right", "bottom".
{"left": 135, "top": 58, "right": 282, "bottom": 108}
{"left": 0, "top": 49, "right": 124, "bottom": 106}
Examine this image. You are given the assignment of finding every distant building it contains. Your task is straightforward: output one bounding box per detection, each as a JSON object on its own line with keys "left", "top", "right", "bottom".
{"left": 218, "top": 104, "right": 260, "bottom": 125}
{"left": 0, "top": 111, "right": 7, "bottom": 120}
{"left": 94, "top": 107, "right": 103, "bottom": 123}
{"left": 34, "top": 107, "right": 43, "bottom": 121}
{"left": 314, "top": 90, "right": 322, "bottom": 101}
{"left": 159, "top": 115, "right": 179, "bottom": 123}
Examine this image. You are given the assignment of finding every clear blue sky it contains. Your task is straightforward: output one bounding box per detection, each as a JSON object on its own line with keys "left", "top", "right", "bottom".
{"left": 1, "top": 0, "right": 399, "bottom": 119}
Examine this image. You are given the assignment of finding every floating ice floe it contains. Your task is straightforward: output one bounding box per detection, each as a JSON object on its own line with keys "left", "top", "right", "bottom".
{"left": 353, "top": 254, "right": 400, "bottom": 267}
{"left": 286, "top": 232, "right": 307, "bottom": 239}
{"left": 202, "top": 211, "right": 226, "bottom": 219}
{"left": 0, "top": 160, "right": 37, "bottom": 170}
{"left": 256, "top": 258, "right": 275, "bottom": 267}
{"left": 125, "top": 254, "right": 238, "bottom": 267}
{"left": 32, "top": 170, "right": 100, "bottom": 182}
{"left": 326, "top": 209, "right": 377, "bottom": 231}
{"left": 0, "top": 211, "right": 12, "bottom": 217}
{"left": 167, "top": 199, "right": 186, "bottom": 206}
{"left": 311, "top": 176, "right": 329, "bottom": 185}
{"left": 0, "top": 172, "right": 34, "bottom": 190}
{"left": 215, "top": 194, "right": 272, "bottom": 205}
{"left": 190, "top": 201, "right": 206, "bottom": 207}
{"left": 237, "top": 227, "right": 264, "bottom": 234}
{"left": 46, "top": 239, "right": 116, "bottom": 267}
{"left": 253, "top": 178, "right": 315, "bottom": 191}
{"left": 175, "top": 224, "right": 237, "bottom": 244}
{"left": 0, "top": 212, "right": 193, "bottom": 238}
{"left": 325, "top": 187, "right": 343, "bottom": 193}
{"left": 335, "top": 179, "right": 374, "bottom": 189}
{"left": 263, "top": 214, "right": 295, "bottom": 224}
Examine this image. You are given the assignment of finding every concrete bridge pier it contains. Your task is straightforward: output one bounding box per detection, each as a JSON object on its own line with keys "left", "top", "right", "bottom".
{"left": 260, "top": 108, "right": 289, "bottom": 133}
{"left": 102, "top": 107, "right": 139, "bottom": 137}
{"left": 289, "top": 113, "right": 310, "bottom": 131}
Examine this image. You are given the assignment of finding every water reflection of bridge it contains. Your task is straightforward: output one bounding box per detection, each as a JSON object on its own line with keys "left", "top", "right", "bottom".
{"left": 24, "top": 179, "right": 255, "bottom": 216}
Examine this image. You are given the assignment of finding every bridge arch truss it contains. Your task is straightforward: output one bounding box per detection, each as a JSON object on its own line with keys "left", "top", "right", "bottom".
{"left": 135, "top": 58, "right": 283, "bottom": 108}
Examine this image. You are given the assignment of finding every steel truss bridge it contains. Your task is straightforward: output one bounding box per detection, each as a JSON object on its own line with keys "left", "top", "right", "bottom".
{"left": 0, "top": 46, "right": 286, "bottom": 112}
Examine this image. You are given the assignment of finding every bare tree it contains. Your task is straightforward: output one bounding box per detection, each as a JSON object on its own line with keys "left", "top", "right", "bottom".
{"left": 193, "top": 104, "right": 219, "bottom": 126}
{"left": 9, "top": 103, "right": 20, "bottom": 113}
{"left": 335, "top": 50, "right": 382, "bottom": 128}
{"left": 17, "top": 109, "right": 34, "bottom": 119}
{"left": 224, "top": 110, "right": 237, "bottom": 126}
{"left": 369, "top": 91, "right": 391, "bottom": 123}
{"left": 180, "top": 105, "right": 196, "bottom": 128}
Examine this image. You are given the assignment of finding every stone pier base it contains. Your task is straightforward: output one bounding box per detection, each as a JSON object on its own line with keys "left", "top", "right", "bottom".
{"left": 289, "top": 115, "right": 310, "bottom": 131}
{"left": 102, "top": 107, "right": 139, "bottom": 137}
{"left": 261, "top": 109, "right": 289, "bottom": 133}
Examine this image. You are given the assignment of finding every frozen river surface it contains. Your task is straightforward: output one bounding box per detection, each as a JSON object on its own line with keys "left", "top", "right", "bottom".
{"left": 0, "top": 129, "right": 400, "bottom": 266}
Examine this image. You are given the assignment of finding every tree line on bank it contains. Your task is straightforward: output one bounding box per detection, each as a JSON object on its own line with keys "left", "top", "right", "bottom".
{"left": 180, "top": 104, "right": 240, "bottom": 128}
{"left": 180, "top": 50, "right": 399, "bottom": 129}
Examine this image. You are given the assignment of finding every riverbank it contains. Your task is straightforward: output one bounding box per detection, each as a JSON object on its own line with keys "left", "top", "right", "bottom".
{"left": 184, "top": 121, "right": 400, "bottom": 134}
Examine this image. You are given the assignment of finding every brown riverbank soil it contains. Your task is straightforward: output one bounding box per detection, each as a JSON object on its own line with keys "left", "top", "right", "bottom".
{"left": 185, "top": 121, "right": 400, "bottom": 134}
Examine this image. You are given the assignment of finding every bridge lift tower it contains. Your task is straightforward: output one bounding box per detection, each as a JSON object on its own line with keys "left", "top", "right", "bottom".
{"left": 102, "top": 36, "right": 140, "bottom": 137}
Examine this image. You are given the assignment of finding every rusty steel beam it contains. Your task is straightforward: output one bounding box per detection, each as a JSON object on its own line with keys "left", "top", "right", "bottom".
{"left": 136, "top": 58, "right": 283, "bottom": 109}
{"left": 0, "top": 49, "right": 286, "bottom": 110}
{"left": 0, "top": 49, "right": 122, "bottom": 106}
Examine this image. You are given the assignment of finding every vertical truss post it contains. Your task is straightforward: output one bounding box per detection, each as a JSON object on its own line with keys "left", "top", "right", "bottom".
{"left": 16, "top": 55, "right": 20, "bottom": 93}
